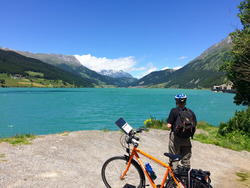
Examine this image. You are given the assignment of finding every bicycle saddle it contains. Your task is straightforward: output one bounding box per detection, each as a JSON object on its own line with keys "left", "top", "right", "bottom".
{"left": 164, "top": 153, "right": 182, "bottom": 161}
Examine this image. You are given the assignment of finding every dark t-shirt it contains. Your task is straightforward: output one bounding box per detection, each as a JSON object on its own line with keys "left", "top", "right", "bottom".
{"left": 167, "top": 107, "right": 197, "bottom": 131}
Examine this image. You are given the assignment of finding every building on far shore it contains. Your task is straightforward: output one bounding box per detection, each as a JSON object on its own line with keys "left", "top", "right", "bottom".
{"left": 212, "top": 82, "right": 236, "bottom": 93}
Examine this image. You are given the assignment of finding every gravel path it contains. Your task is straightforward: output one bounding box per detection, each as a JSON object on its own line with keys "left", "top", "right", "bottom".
{"left": 0, "top": 129, "right": 250, "bottom": 188}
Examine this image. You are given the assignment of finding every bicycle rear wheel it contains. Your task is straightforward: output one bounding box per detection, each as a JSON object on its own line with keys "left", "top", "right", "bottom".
{"left": 166, "top": 175, "right": 213, "bottom": 188}
{"left": 101, "top": 156, "right": 145, "bottom": 188}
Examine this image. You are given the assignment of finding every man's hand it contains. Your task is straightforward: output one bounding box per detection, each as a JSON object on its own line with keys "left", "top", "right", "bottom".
{"left": 167, "top": 123, "right": 172, "bottom": 129}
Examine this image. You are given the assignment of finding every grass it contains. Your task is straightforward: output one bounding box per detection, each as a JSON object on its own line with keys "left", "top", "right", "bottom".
{"left": 0, "top": 154, "right": 5, "bottom": 158}
{"left": 193, "top": 121, "right": 250, "bottom": 152}
{"left": 236, "top": 172, "right": 250, "bottom": 187}
{"left": 0, "top": 154, "right": 7, "bottom": 162}
{"left": 237, "top": 172, "right": 249, "bottom": 182}
{"left": 0, "top": 133, "right": 36, "bottom": 145}
{"left": 101, "top": 128, "right": 111, "bottom": 132}
{"left": 57, "top": 131, "right": 70, "bottom": 136}
{"left": 25, "top": 71, "right": 44, "bottom": 77}
{"left": 0, "top": 73, "right": 75, "bottom": 88}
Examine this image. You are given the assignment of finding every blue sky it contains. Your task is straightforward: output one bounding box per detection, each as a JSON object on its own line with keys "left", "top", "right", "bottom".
{"left": 0, "top": 0, "right": 242, "bottom": 78}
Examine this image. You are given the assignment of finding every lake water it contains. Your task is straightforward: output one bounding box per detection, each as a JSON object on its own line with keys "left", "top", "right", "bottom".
{"left": 0, "top": 88, "right": 244, "bottom": 138}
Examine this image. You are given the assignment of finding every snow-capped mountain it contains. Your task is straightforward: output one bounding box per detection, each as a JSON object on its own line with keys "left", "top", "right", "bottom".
{"left": 99, "top": 70, "right": 133, "bottom": 78}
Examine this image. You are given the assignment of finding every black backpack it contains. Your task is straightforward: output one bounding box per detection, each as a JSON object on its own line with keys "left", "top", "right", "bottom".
{"left": 173, "top": 107, "right": 196, "bottom": 139}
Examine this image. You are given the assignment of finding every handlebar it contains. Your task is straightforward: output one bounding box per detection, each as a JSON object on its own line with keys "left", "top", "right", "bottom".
{"left": 134, "top": 128, "right": 148, "bottom": 133}
{"left": 126, "top": 128, "right": 148, "bottom": 147}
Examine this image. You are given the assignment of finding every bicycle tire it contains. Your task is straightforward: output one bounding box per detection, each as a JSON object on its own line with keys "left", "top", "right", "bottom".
{"left": 166, "top": 175, "right": 213, "bottom": 188}
{"left": 101, "top": 156, "right": 145, "bottom": 188}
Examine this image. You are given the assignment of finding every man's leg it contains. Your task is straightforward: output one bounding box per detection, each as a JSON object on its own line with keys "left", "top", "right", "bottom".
{"left": 168, "top": 132, "right": 181, "bottom": 171}
{"left": 180, "top": 145, "right": 192, "bottom": 167}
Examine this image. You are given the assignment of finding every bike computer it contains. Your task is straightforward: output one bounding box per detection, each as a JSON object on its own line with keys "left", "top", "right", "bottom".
{"left": 115, "top": 117, "right": 133, "bottom": 134}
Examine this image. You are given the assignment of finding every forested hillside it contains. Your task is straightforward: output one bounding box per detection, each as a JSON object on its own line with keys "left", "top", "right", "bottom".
{"left": 165, "top": 43, "right": 231, "bottom": 88}
{"left": 8, "top": 49, "right": 137, "bottom": 87}
{"left": 0, "top": 49, "right": 94, "bottom": 87}
{"left": 132, "top": 69, "right": 175, "bottom": 87}
{"left": 132, "top": 36, "right": 232, "bottom": 89}
{"left": 0, "top": 35, "right": 232, "bottom": 89}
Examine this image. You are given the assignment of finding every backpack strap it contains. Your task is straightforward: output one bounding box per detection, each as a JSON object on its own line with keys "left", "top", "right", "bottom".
{"left": 178, "top": 106, "right": 188, "bottom": 112}
{"left": 178, "top": 107, "right": 190, "bottom": 133}
{"left": 172, "top": 107, "right": 188, "bottom": 132}
{"left": 172, "top": 107, "right": 181, "bottom": 132}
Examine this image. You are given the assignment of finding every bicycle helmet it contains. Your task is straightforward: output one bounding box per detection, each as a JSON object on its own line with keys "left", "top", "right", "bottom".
{"left": 175, "top": 93, "right": 187, "bottom": 105}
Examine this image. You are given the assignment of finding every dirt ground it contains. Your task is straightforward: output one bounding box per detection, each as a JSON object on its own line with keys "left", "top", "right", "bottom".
{"left": 0, "top": 129, "right": 250, "bottom": 188}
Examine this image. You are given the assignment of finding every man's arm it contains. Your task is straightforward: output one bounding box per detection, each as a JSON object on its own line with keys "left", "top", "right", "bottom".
{"left": 167, "top": 108, "right": 175, "bottom": 130}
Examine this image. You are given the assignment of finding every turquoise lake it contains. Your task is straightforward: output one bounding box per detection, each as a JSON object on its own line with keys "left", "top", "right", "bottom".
{"left": 0, "top": 88, "right": 244, "bottom": 138}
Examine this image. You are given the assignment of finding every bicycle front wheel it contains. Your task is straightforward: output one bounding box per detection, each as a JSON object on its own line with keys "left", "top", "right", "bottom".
{"left": 101, "top": 156, "right": 145, "bottom": 188}
{"left": 167, "top": 175, "right": 213, "bottom": 188}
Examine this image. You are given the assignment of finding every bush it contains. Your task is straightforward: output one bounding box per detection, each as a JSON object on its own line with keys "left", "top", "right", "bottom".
{"left": 144, "top": 116, "right": 169, "bottom": 130}
{"left": 218, "top": 106, "right": 250, "bottom": 138}
{"left": 0, "top": 79, "right": 5, "bottom": 84}
{"left": 193, "top": 121, "right": 250, "bottom": 151}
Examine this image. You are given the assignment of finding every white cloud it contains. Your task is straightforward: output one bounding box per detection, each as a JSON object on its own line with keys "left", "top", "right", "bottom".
{"left": 138, "top": 62, "right": 157, "bottom": 78}
{"left": 162, "top": 67, "right": 170, "bottom": 70}
{"left": 176, "top": 56, "right": 187, "bottom": 60}
{"left": 74, "top": 54, "right": 159, "bottom": 78}
{"left": 74, "top": 54, "right": 137, "bottom": 72}
{"left": 161, "top": 66, "right": 182, "bottom": 70}
{"left": 173, "top": 66, "right": 182, "bottom": 70}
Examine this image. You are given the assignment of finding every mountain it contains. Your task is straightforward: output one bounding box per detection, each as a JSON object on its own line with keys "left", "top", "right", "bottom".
{"left": 132, "top": 68, "right": 176, "bottom": 86}
{"left": 1, "top": 35, "right": 231, "bottom": 89}
{"left": 0, "top": 47, "right": 137, "bottom": 87}
{"left": 0, "top": 49, "right": 93, "bottom": 87}
{"left": 132, "top": 36, "right": 232, "bottom": 89}
{"left": 196, "top": 35, "right": 232, "bottom": 59}
{"left": 99, "top": 70, "right": 133, "bottom": 78}
{"left": 5, "top": 49, "right": 108, "bottom": 84}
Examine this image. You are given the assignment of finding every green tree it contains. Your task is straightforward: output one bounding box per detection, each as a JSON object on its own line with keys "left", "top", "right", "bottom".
{"left": 220, "top": 0, "right": 250, "bottom": 105}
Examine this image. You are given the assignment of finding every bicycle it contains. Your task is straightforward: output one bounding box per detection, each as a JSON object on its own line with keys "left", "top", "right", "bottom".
{"left": 101, "top": 118, "right": 213, "bottom": 188}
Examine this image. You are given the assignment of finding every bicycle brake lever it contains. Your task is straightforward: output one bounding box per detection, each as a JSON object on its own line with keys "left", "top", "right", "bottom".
{"left": 134, "top": 129, "right": 141, "bottom": 133}
{"left": 135, "top": 127, "right": 148, "bottom": 133}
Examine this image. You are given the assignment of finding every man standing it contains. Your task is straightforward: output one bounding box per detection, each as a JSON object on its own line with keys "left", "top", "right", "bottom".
{"left": 167, "top": 93, "right": 197, "bottom": 171}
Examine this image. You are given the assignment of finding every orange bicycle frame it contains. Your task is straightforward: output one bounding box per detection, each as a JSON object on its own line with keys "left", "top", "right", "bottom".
{"left": 120, "top": 146, "right": 182, "bottom": 188}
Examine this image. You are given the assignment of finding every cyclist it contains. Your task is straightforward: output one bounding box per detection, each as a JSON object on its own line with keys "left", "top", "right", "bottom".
{"left": 167, "top": 93, "right": 197, "bottom": 172}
